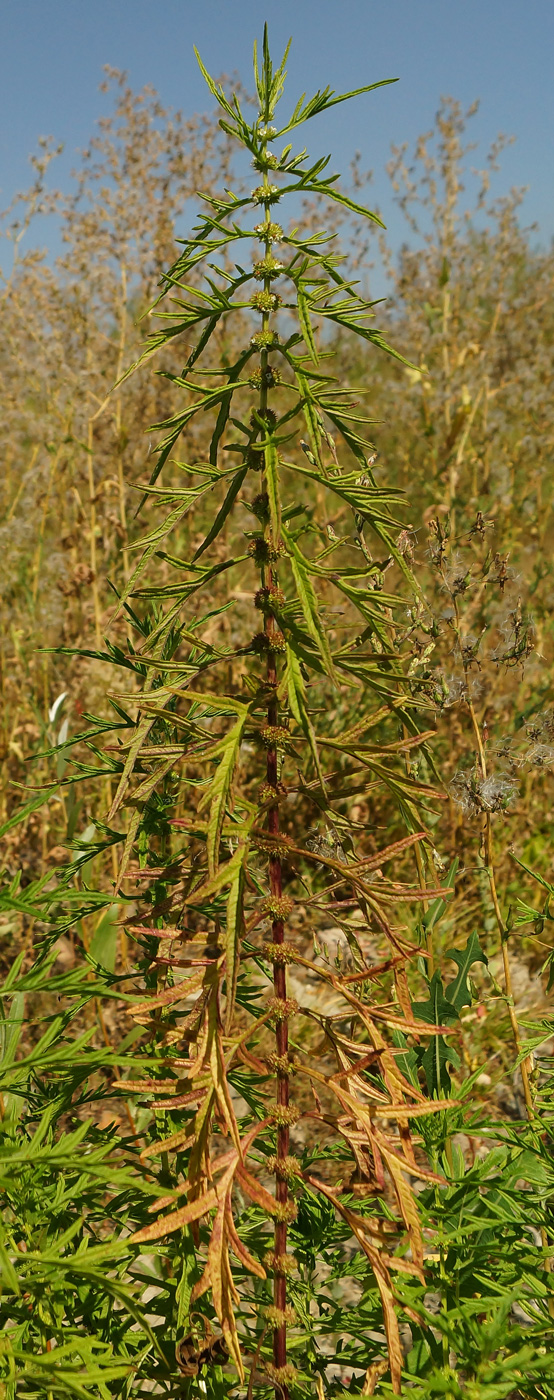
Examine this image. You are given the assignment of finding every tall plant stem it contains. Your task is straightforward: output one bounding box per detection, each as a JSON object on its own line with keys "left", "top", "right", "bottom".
{"left": 256, "top": 132, "right": 290, "bottom": 1400}
{"left": 115, "top": 263, "right": 129, "bottom": 579}
{"left": 452, "top": 598, "right": 533, "bottom": 1115}
{"left": 87, "top": 418, "right": 102, "bottom": 649}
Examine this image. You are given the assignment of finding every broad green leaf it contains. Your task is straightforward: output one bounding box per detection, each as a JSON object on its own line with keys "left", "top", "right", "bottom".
{"left": 412, "top": 972, "right": 460, "bottom": 1096}
{"left": 444, "top": 930, "right": 488, "bottom": 1015}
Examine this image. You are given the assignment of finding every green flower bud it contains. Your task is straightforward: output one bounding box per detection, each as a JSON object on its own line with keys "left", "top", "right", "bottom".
{"left": 251, "top": 290, "right": 282, "bottom": 312}
{"left": 253, "top": 255, "right": 284, "bottom": 281}
{"left": 251, "top": 184, "right": 280, "bottom": 205}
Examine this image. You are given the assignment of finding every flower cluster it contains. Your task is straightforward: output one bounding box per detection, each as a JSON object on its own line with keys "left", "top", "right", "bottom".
{"left": 250, "top": 328, "right": 280, "bottom": 349}
{"left": 250, "top": 289, "right": 281, "bottom": 313}
{"left": 251, "top": 184, "right": 280, "bottom": 205}
{"left": 265, "top": 1305, "right": 298, "bottom": 1328}
{"left": 253, "top": 255, "right": 284, "bottom": 280}
{"left": 254, "top": 220, "right": 283, "bottom": 242}
{"left": 268, "top": 1102, "right": 300, "bottom": 1126}
{"left": 255, "top": 584, "right": 286, "bottom": 612}
{"left": 259, "top": 724, "right": 291, "bottom": 749}
{"left": 266, "top": 1154, "right": 303, "bottom": 1181}
{"left": 251, "top": 629, "right": 286, "bottom": 654}
{"left": 248, "top": 365, "right": 282, "bottom": 388}
{"left": 262, "top": 941, "right": 298, "bottom": 965}
{"left": 267, "top": 995, "right": 299, "bottom": 1023}
{"left": 262, "top": 894, "right": 295, "bottom": 920}
{"left": 257, "top": 780, "right": 288, "bottom": 806}
{"left": 263, "top": 1251, "right": 296, "bottom": 1276}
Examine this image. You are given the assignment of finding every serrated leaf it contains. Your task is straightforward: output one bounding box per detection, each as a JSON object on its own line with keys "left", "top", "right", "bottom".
{"left": 283, "top": 642, "right": 327, "bottom": 791}
{"left": 297, "top": 286, "right": 319, "bottom": 365}
{"left": 283, "top": 529, "right": 339, "bottom": 683}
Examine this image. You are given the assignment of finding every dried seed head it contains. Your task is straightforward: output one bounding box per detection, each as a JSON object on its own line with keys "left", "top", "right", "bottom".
{"left": 527, "top": 743, "right": 554, "bottom": 769}
{"left": 479, "top": 774, "right": 518, "bottom": 811}
{"left": 443, "top": 674, "right": 468, "bottom": 707}
{"left": 450, "top": 768, "right": 518, "bottom": 816}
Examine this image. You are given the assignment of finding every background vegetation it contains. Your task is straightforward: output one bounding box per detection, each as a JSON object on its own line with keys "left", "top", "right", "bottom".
{"left": 1, "top": 45, "right": 554, "bottom": 1398}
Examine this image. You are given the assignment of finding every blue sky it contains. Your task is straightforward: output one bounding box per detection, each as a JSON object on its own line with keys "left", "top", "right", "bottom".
{"left": 1, "top": 0, "right": 552, "bottom": 264}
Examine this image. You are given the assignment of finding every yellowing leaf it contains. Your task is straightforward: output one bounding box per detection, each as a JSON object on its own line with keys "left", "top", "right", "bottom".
{"left": 130, "top": 1188, "right": 218, "bottom": 1244}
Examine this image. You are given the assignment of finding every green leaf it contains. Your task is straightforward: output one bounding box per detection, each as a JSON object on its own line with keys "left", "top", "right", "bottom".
{"left": 276, "top": 77, "right": 398, "bottom": 138}
{"left": 198, "top": 705, "right": 250, "bottom": 874}
{"left": 283, "top": 529, "right": 339, "bottom": 683}
{"left": 192, "top": 466, "right": 248, "bottom": 561}
{"left": 444, "top": 931, "right": 488, "bottom": 1015}
{"left": 0, "top": 786, "right": 58, "bottom": 838}
{"left": 297, "top": 286, "right": 319, "bottom": 365}
{"left": 89, "top": 904, "right": 119, "bottom": 973}
{"left": 412, "top": 971, "right": 460, "bottom": 1096}
{"left": 282, "top": 643, "right": 327, "bottom": 792}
